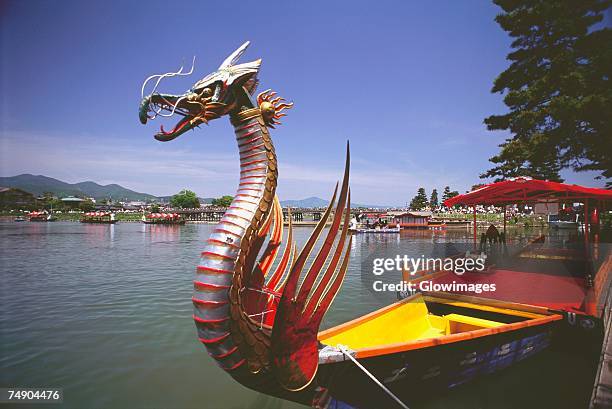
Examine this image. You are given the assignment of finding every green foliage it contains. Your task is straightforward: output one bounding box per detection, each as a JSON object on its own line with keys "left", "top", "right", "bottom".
{"left": 170, "top": 189, "right": 200, "bottom": 209}
{"left": 429, "top": 189, "right": 439, "bottom": 207}
{"left": 79, "top": 200, "right": 95, "bottom": 212}
{"left": 150, "top": 204, "right": 161, "bottom": 213}
{"left": 0, "top": 188, "right": 38, "bottom": 210}
{"left": 441, "top": 186, "right": 460, "bottom": 205}
{"left": 442, "top": 186, "right": 451, "bottom": 201}
{"left": 483, "top": 0, "right": 612, "bottom": 185}
{"left": 46, "top": 198, "right": 64, "bottom": 211}
{"left": 212, "top": 195, "right": 234, "bottom": 207}
{"left": 471, "top": 184, "right": 486, "bottom": 191}
{"left": 409, "top": 187, "right": 429, "bottom": 210}
{"left": 601, "top": 211, "right": 612, "bottom": 229}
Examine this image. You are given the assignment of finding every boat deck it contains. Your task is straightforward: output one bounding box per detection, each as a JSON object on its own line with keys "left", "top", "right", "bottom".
{"left": 319, "top": 294, "right": 527, "bottom": 351}
{"left": 428, "top": 246, "right": 611, "bottom": 316}
{"left": 431, "top": 269, "right": 588, "bottom": 312}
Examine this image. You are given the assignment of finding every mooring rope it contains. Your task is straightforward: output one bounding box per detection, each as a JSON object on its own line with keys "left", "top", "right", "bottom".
{"left": 337, "top": 344, "right": 410, "bottom": 409}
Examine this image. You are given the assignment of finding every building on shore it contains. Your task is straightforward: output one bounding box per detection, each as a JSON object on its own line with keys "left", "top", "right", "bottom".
{"left": 392, "top": 211, "right": 432, "bottom": 229}
{"left": 355, "top": 211, "right": 394, "bottom": 226}
{"left": 61, "top": 196, "right": 85, "bottom": 209}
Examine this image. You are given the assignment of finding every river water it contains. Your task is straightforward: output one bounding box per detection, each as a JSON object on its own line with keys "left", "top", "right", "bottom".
{"left": 0, "top": 222, "right": 601, "bottom": 408}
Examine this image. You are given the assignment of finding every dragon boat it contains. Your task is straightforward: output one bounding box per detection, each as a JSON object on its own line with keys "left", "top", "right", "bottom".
{"left": 138, "top": 42, "right": 571, "bottom": 409}
{"left": 80, "top": 212, "right": 116, "bottom": 224}
{"left": 28, "top": 211, "right": 54, "bottom": 222}
{"left": 143, "top": 212, "right": 186, "bottom": 225}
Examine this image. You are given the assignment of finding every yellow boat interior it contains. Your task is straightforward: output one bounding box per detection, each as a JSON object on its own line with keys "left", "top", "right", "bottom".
{"left": 318, "top": 292, "right": 561, "bottom": 357}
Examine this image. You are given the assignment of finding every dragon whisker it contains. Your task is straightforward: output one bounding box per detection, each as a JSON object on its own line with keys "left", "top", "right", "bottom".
{"left": 141, "top": 69, "right": 182, "bottom": 99}
{"left": 154, "top": 96, "right": 188, "bottom": 117}
{"left": 140, "top": 56, "right": 196, "bottom": 97}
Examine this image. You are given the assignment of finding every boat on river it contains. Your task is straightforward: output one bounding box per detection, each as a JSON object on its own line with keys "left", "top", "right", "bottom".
{"left": 142, "top": 213, "right": 185, "bottom": 225}
{"left": 28, "top": 211, "right": 49, "bottom": 222}
{"left": 352, "top": 226, "right": 401, "bottom": 234}
{"left": 80, "top": 212, "right": 117, "bottom": 224}
{"left": 349, "top": 218, "right": 400, "bottom": 234}
{"left": 312, "top": 292, "right": 562, "bottom": 405}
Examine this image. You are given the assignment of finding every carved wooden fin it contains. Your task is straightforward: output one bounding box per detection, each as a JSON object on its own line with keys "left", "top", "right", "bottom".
{"left": 271, "top": 142, "right": 351, "bottom": 392}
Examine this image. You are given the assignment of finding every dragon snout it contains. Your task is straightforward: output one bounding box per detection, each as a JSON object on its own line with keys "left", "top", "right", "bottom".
{"left": 139, "top": 95, "right": 151, "bottom": 124}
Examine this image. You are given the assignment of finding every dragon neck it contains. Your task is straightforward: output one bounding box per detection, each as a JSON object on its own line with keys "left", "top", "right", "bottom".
{"left": 228, "top": 107, "right": 278, "bottom": 241}
{"left": 193, "top": 107, "right": 277, "bottom": 372}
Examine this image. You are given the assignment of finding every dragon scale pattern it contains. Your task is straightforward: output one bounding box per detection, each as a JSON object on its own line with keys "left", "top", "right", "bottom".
{"left": 193, "top": 110, "right": 277, "bottom": 373}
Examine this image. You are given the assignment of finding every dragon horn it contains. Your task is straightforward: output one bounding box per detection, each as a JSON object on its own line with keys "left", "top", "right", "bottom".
{"left": 219, "top": 41, "right": 250, "bottom": 69}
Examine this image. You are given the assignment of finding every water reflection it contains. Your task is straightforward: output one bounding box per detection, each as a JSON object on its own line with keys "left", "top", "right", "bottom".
{"left": 144, "top": 224, "right": 182, "bottom": 243}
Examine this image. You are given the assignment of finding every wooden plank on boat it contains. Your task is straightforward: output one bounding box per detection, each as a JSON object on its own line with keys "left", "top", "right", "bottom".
{"left": 590, "top": 287, "right": 612, "bottom": 409}
{"left": 594, "top": 255, "right": 612, "bottom": 318}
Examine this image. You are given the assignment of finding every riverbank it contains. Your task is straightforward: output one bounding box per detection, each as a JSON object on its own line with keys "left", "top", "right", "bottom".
{"left": 0, "top": 212, "right": 144, "bottom": 222}
{"left": 0, "top": 211, "right": 549, "bottom": 225}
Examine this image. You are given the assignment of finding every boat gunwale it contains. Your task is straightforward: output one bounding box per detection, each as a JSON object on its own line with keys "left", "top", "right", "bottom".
{"left": 318, "top": 291, "right": 563, "bottom": 359}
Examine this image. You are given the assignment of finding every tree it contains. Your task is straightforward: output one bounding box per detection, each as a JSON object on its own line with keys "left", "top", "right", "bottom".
{"left": 212, "top": 195, "right": 233, "bottom": 207}
{"left": 442, "top": 186, "right": 452, "bottom": 202}
{"left": 170, "top": 189, "right": 200, "bottom": 209}
{"left": 409, "top": 188, "right": 429, "bottom": 210}
{"left": 429, "top": 189, "right": 439, "bottom": 208}
{"left": 0, "top": 188, "right": 37, "bottom": 210}
{"left": 46, "top": 198, "right": 64, "bottom": 211}
{"left": 483, "top": 0, "right": 612, "bottom": 185}
{"left": 79, "top": 200, "right": 95, "bottom": 212}
{"left": 442, "top": 186, "right": 459, "bottom": 202}
{"left": 441, "top": 186, "right": 459, "bottom": 207}
{"left": 471, "top": 183, "right": 486, "bottom": 191}
{"left": 150, "top": 204, "right": 161, "bottom": 213}
{"left": 39, "top": 193, "right": 63, "bottom": 211}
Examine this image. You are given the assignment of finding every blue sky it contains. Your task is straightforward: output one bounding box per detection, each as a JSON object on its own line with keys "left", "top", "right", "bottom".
{"left": 1, "top": 1, "right": 608, "bottom": 206}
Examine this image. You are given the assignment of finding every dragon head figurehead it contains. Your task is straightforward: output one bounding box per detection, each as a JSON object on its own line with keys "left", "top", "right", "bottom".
{"left": 139, "top": 41, "right": 290, "bottom": 141}
{"left": 139, "top": 41, "right": 352, "bottom": 406}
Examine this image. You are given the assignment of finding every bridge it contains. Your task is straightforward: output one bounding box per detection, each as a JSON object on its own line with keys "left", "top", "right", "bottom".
{"left": 173, "top": 207, "right": 400, "bottom": 224}
{"left": 172, "top": 207, "right": 472, "bottom": 227}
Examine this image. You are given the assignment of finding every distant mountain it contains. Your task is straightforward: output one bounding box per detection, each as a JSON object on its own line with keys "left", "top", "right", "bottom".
{"left": 0, "top": 174, "right": 158, "bottom": 202}
{"left": 280, "top": 196, "right": 329, "bottom": 208}
{"left": 280, "top": 196, "right": 386, "bottom": 209}
{"left": 0, "top": 175, "right": 390, "bottom": 207}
